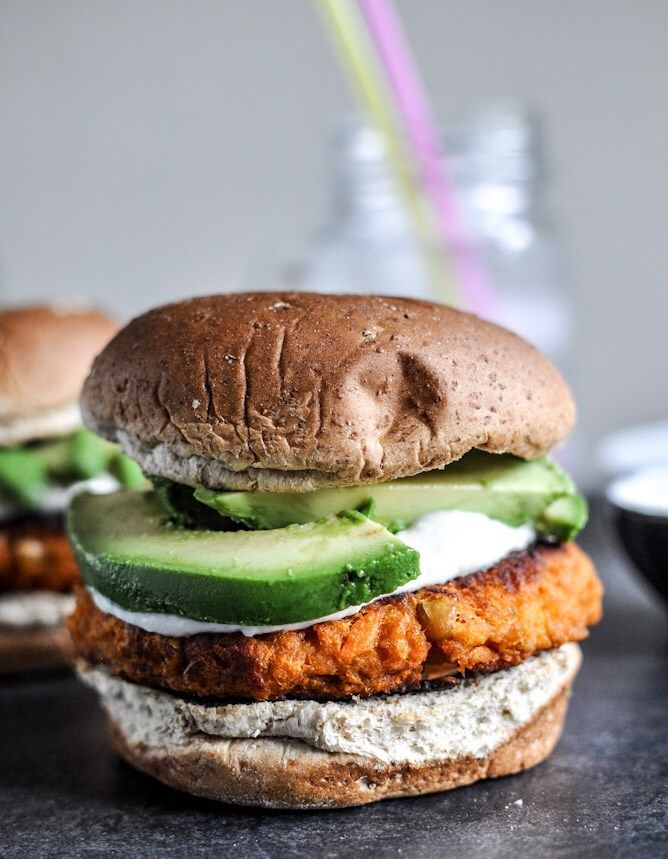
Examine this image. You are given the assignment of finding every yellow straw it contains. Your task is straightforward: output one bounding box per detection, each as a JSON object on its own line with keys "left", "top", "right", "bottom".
{"left": 316, "top": 0, "right": 459, "bottom": 305}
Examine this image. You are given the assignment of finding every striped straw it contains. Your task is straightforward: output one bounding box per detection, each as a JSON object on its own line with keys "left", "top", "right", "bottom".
{"left": 316, "top": 0, "right": 459, "bottom": 305}
{"left": 357, "top": 0, "right": 494, "bottom": 317}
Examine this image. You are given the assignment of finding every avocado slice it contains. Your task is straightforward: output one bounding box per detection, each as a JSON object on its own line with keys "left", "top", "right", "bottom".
{"left": 68, "top": 491, "right": 420, "bottom": 626}
{"left": 0, "top": 448, "right": 49, "bottom": 507}
{"left": 193, "top": 452, "right": 586, "bottom": 539}
{"left": 0, "top": 430, "right": 147, "bottom": 508}
{"left": 151, "top": 476, "right": 233, "bottom": 530}
{"left": 536, "top": 494, "right": 588, "bottom": 542}
{"left": 68, "top": 429, "right": 116, "bottom": 479}
{"left": 108, "top": 454, "right": 150, "bottom": 492}
{"left": 20, "top": 429, "right": 114, "bottom": 482}
{"left": 30, "top": 435, "right": 78, "bottom": 478}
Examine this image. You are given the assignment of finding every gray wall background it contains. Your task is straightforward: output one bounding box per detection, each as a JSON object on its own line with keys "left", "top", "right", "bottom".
{"left": 1, "top": 1, "right": 667, "bottom": 484}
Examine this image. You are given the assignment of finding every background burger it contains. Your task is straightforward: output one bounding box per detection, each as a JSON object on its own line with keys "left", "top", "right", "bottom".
{"left": 0, "top": 305, "right": 144, "bottom": 672}
{"left": 67, "top": 292, "right": 602, "bottom": 808}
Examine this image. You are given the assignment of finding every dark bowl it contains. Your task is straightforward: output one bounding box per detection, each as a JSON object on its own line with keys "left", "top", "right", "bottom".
{"left": 611, "top": 504, "right": 668, "bottom": 605}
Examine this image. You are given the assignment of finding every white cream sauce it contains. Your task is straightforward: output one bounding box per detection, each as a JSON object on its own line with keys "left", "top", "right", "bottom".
{"left": 607, "top": 466, "right": 668, "bottom": 517}
{"left": 0, "top": 591, "right": 75, "bottom": 629}
{"left": 0, "top": 473, "right": 119, "bottom": 522}
{"left": 35, "top": 473, "right": 119, "bottom": 513}
{"left": 90, "top": 510, "right": 536, "bottom": 638}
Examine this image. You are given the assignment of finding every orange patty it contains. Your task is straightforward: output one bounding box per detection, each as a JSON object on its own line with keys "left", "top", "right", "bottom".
{"left": 0, "top": 517, "right": 81, "bottom": 592}
{"left": 69, "top": 542, "right": 602, "bottom": 701}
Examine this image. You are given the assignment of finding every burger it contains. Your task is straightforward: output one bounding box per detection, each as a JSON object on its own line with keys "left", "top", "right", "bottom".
{"left": 0, "top": 305, "right": 144, "bottom": 672}
{"left": 67, "top": 292, "right": 602, "bottom": 808}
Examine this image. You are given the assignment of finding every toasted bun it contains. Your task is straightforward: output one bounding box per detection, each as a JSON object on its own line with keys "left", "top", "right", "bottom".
{"left": 0, "top": 305, "right": 117, "bottom": 428}
{"left": 0, "top": 625, "right": 73, "bottom": 674}
{"left": 0, "top": 590, "right": 75, "bottom": 673}
{"left": 82, "top": 293, "right": 575, "bottom": 490}
{"left": 108, "top": 688, "right": 569, "bottom": 809}
{"left": 80, "top": 644, "right": 580, "bottom": 809}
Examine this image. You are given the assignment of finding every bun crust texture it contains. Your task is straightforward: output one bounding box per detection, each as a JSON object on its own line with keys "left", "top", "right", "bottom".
{"left": 80, "top": 644, "right": 580, "bottom": 809}
{"left": 81, "top": 293, "right": 575, "bottom": 490}
{"left": 0, "top": 305, "right": 117, "bottom": 424}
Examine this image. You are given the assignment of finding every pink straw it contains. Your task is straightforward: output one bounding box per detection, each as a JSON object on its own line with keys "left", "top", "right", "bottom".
{"left": 357, "top": 0, "right": 494, "bottom": 317}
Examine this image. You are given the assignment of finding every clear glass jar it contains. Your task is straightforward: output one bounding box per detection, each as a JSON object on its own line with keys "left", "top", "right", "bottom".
{"left": 447, "top": 101, "right": 574, "bottom": 375}
{"left": 246, "top": 119, "right": 438, "bottom": 301}
{"left": 246, "top": 102, "right": 574, "bottom": 376}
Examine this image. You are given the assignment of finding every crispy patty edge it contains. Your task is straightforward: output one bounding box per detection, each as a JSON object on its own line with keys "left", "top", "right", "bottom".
{"left": 68, "top": 541, "right": 602, "bottom": 702}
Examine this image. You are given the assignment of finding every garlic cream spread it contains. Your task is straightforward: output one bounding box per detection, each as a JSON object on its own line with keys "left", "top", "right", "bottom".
{"left": 81, "top": 643, "right": 580, "bottom": 764}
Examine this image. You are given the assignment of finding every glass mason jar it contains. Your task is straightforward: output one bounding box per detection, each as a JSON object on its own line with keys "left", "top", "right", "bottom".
{"left": 245, "top": 102, "right": 574, "bottom": 377}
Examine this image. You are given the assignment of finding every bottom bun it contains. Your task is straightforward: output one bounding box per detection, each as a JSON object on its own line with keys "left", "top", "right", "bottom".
{"left": 0, "top": 591, "right": 75, "bottom": 674}
{"left": 80, "top": 644, "right": 581, "bottom": 809}
{"left": 0, "top": 626, "right": 73, "bottom": 674}
{"left": 0, "top": 590, "right": 74, "bottom": 674}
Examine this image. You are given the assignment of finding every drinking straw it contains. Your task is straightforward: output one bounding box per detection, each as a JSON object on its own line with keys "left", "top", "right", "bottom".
{"left": 357, "top": 0, "right": 494, "bottom": 317}
{"left": 316, "top": 0, "right": 460, "bottom": 305}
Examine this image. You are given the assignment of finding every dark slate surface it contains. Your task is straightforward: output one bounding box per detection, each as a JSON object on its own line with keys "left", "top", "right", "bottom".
{"left": 0, "top": 500, "right": 666, "bottom": 858}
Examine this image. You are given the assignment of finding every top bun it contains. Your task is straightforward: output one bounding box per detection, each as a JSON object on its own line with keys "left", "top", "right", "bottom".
{"left": 0, "top": 305, "right": 118, "bottom": 441}
{"left": 81, "top": 293, "right": 575, "bottom": 491}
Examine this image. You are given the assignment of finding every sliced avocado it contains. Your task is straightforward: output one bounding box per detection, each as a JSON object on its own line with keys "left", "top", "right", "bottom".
{"left": 536, "top": 494, "right": 588, "bottom": 542}
{"left": 109, "top": 454, "right": 149, "bottom": 491}
{"left": 193, "top": 452, "right": 585, "bottom": 539}
{"left": 68, "top": 491, "right": 420, "bottom": 626}
{"left": 152, "top": 476, "right": 232, "bottom": 530}
{"left": 0, "top": 448, "right": 48, "bottom": 506}
{"left": 31, "top": 435, "right": 78, "bottom": 477}
{"left": 68, "top": 429, "right": 116, "bottom": 479}
{"left": 0, "top": 429, "right": 145, "bottom": 509}
{"left": 22, "top": 429, "right": 114, "bottom": 481}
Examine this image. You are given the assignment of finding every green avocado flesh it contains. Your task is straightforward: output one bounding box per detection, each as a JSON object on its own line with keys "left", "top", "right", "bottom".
{"left": 151, "top": 476, "right": 234, "bottom": 530}
{"left": 0, "top": 429, "right": 146, "bottom": 508}
{"left": 191, "top": 452, "right": 586, "bottom": 541}
{"left": 537, "top": 494, "right": 588, "bottom": 542}
{"left": 68, "top": 491, "right": 420, "bottom": 626}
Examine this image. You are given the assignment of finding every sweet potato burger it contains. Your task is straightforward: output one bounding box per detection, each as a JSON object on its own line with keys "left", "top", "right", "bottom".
{"left": 67, "top": 292, "right": 602, "bottom": 808}
{"left": 0, "top": 305, "right": 145, "bottom": 672}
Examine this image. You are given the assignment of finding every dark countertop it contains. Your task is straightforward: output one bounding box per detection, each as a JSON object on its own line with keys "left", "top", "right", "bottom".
{"left": 1, "top": 500, "right": 666, "bottom": 858}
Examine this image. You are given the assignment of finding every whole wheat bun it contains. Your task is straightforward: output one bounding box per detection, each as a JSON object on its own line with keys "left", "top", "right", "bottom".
{"left": 109, "top": 689, "right": 569, "bottom": 810}
{"left": 81, "top": 644, "right": 580, "bottom": 809}
{"left": 0, "top": 305, "right": 117, "bottom": 424}
{"left": 0, "top": 591, "right": 75, "bottom": 673}
{"left": 81, "top": 293, "right": 575, "bottom": 491}
{"left": 105, "top": 678, "right": 572, "bottom": 810}
{"left": 0, "top": 625, "right": 73, "bottom": 674}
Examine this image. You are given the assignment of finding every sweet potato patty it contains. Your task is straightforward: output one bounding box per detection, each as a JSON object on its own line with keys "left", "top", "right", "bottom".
{"left": 69, "top": 542, "right": 602, "bottom": 701}
{"left": 0, "top": 516, "right": 80, "bottom": 592}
